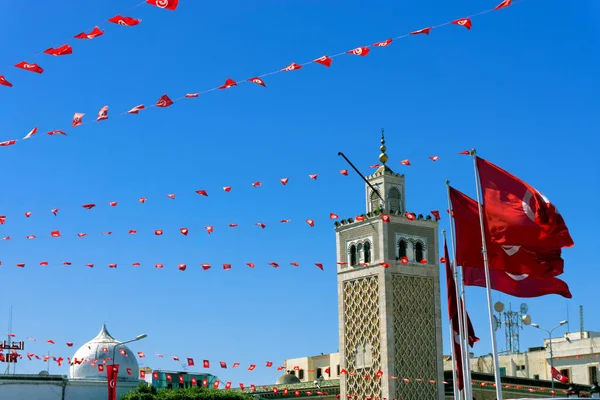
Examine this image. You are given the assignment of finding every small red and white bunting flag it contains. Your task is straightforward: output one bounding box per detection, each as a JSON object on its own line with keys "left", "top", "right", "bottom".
{"left": 280, "top": 178, "right": 289, "bottom": 185}
{"left": 128, "top": 104, "right": 145, "bottom": 114}
{"left": 108, "top": 15, "right": 142, "bottom": 26}
{"left": 347, "top": 47, "right": 370, "bottom": 56}
{"left": 156, "top": 94, "right": 173, "bottom": 107}
{"left": 452, "top": 18, "right": 472, "bottom": 30}
{"left": 146, "top": 0, "right": 179, "bottom": 10}
{"left": 248, "top": 77, "right": 266, "bottom": 87}
{"left": 411, "top": 27, "right": 432, "bottom": 35}
{"left": 43, "top": 44, "right": 73, "bottom": 56}
{"left": 15, "top": 61, "right": 44, "bottom": 74}
{"left": 313, "top": 56, "right": 332, "bottom": 67}
{"left": 218, "top": 78, "right": 237, "bottom": 90}
{"left": 372, "top": 38, "right": 392, "bottom": 47}
{"left": 74, "top": 27, "right": 104, "bottom": 39}
{"left": 282, "top": 62, "right": 302, "bottom": 71}
{"left": 23, "top": 127, "right": 38, "bottom": 139}
{"left": 339, "top": 169, "right": 348, "bottom": 176}
{"left": 0, "top": 76, "right": 14, "bottom": 87}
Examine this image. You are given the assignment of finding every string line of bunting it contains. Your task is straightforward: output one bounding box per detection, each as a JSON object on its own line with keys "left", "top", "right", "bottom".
{"left": 0, "top": 209, "right": 441, "bottom": 241}
{"left": 0, "top": 154, "right": 462, "bottom": 222}
{"left": 0, "top": 253, "right": 434, "bottom": 269}
{"left": 0, "top": 0, "right": 179, "bottom": 88}
{"left": 0, "top": 338, "right": 573, "bottom": 396}
{"left": 0, "top": 1, "right": 514, "bottom": 146}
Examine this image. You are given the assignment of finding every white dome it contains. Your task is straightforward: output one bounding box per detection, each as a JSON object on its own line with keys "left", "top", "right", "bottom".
{"left": 69, "top": 324, "right": 140, "bottom": 382}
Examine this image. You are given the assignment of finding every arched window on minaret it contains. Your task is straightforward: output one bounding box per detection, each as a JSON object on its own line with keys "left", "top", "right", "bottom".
{"left": 398, "top": 240, "right": 407, "bottom": 258}
{"left": 349, "top": 245, "right": 357, "bottom": 266}
{"left": 370, "top": 190, "right": 381, "bottom": 213}
{"left": 364, "top": 242, "right": 371, "bottom": 264}
{"left": 388, "top": 187, "right": 401, "bottom": 213}
{"left": 357, "top": 243, "right": 363, "bottom": 264}
{"left": 415, "top": 242, "right": 424, "bottom": 263}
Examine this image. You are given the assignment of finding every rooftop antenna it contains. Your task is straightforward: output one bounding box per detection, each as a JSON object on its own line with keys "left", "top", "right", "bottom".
{"left": 4, "top": 306, "right": 13, "bottom": 374}
{"left": 580, "top": 305, "right": 584, "bottom": 336}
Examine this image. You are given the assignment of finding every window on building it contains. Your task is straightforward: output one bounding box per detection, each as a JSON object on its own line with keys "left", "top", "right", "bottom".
{"left": 350, "top": 245, "right": 357, "bottom": 266}
{"left": 499, "top": 367, "right": 506, "bottom": 377}
{"left": 560, "top": 369, "right": 570, "bottom": 381}
{"left": 589, "top": 366, "right": 598, "bottom": 385}
{"left": 290, "top": 370, "right": 295, "bottom": 376}
{"left": 316, "top": 368, "right": 322, "bottom": 378}
{"left": 398, "top": 240, "right": 407, "bottom": 258}
{"left": 298, "top": 369, "right": 304, "bottom": 380}
{"left": 415, "top": 242, "right": 424, "bottom": 263}
{"left": 364, "top": 242, "right": 371, "bottom": 264}
{"left": 533, "top": 374, "right": 540, "bottom": 380}
{"left": 357, "top": 243, "right": 363, "bottom": 264}
{"left": 389, "top": 187, "right": 401, "bottom": 213}
{"left": 337, "top": 365, "right": 340, "bottom": 376}
{"left": 370, "top": 190, "right": 381, "bottom": 213}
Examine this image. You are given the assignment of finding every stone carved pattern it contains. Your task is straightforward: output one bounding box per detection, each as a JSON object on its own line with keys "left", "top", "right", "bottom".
{"left": 392, "top": 275, "right": 438, "bottom": 400}
{"left": 342, "top": 277, "right": 382, "bottom": 399}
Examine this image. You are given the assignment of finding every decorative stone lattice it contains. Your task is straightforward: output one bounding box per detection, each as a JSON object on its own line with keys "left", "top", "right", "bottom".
{"left": 342, "top": 276, "right": 382, "bottom": 399}
{"left": 392, "top": 275, "right": 438, "bottom": 400}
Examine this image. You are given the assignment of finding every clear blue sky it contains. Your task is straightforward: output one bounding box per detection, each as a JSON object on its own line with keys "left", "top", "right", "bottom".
{"left": 0, "top": 0, "right": 598, "bottom": 386}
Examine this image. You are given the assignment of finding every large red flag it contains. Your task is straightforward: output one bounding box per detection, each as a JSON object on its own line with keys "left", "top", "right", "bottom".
{"left": 107, "top": 364, "right": 119, "bottom": 400}
{"left": 476, "top": 157, "right": 573, "bottom": 249}
{"left": 450, "top": 186, "right": 564, "bottom": 277}
{"left": 463, "top": 267, "right": 572, "bottom": 299}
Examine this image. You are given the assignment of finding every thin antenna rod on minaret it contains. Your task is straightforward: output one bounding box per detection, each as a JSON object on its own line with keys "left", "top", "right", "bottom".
{"left": 338, "top": 151, "right": 384, "bottom": 202}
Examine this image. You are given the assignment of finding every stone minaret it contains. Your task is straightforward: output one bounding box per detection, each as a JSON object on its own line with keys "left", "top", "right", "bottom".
{"left": 335, "top": 132, "right": 444, "bottom": 400}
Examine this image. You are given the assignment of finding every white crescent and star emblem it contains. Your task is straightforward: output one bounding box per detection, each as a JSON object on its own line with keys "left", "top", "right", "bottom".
{"left": 501, "top": 245, "right": 521, "bottom": 256}
{"left": 505, "top": 272, "right": 529, "bottom": 281}
{"left": 157, "top": 0, "right": 169, "bottom": 7}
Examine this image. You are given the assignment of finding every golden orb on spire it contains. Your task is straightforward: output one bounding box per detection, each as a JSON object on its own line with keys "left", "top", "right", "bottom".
{"left": 379, "top": 128, "right": 388, "bottom": 165}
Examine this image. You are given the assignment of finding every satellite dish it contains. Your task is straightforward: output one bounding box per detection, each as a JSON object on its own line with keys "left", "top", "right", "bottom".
{"left": 493, "top": 315, "right": 500, "bottom": 331}
{"left": 494, "top": 301, "right": 505, "bottom": 313}
{"left": 520, "top": 303, "right": 529, "bottom": 314}
{"left": 522, "top": 314, "right": 532, "bottom": 326}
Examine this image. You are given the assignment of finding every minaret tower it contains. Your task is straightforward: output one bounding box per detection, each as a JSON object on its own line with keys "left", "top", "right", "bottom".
{"left": 335, "top": 131, "right": 444, "bottom": 400}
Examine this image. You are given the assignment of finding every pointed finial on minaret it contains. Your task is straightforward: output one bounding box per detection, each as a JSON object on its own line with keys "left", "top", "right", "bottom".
{"left": 379, "top": 128, "right": 388, "bottom": 165}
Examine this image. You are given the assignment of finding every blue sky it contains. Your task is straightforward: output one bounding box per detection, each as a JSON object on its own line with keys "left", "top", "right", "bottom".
{"left": 0, "top": 0, "right": 598, "bottom": 386}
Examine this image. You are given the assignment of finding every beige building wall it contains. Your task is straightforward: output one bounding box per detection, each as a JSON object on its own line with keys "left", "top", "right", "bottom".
{"left": 284, "top": 353, "right": 342, "bottom": 382}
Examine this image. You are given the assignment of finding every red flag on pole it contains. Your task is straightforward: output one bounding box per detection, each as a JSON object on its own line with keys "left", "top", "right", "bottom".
{"left": 450, "top": 186, "right": 564, "bottom": 278}
{"left": 444, "top": 240, "right": 464, "bottom": 391}
{"left": 551, "top": 366, "right": 569, "bottom": 383}
{"left": 463, "top": 266, "right": 572, "bottom": 299}
{"left": 107, "top": 364, "right": 119, "bottom": 400}
{"left": 476, "top": 156, "right": 573, "bottom": 249}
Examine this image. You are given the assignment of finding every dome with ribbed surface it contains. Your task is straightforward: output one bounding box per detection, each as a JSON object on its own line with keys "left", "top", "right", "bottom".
{"left": 69, "top": 324, "right": 140, "bottom": 382}
{"left": 276, "top": 372, "right": 301, "bottom": 385}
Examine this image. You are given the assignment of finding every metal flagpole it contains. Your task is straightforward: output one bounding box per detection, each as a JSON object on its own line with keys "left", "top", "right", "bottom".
{"left": 471, "top": 150, "right": 503, "bottom": 400}
{"left": 442, "top": 229, "right": 462, "bottom": 400}
{"left": 459, "top": 269, "right": 473, "bottom": 399}
{"left": 445, "top": 181, "right": 471, "bottom": 400}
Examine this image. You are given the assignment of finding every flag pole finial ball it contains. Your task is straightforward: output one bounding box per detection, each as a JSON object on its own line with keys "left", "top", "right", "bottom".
{"left": 379, "top": 128, "right": 388, "bottom": 165}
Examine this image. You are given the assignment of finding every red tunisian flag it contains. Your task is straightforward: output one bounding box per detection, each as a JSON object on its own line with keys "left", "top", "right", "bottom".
{"left": 551, "top": 366, "right": 569, "bottom": 383}
{"left": 450, "top": 186, "right": 564, "bottom": 278}
{"left": 476, "top": 156, "right": 573, "bottom": 249}
{"left": 106, "top": 364, "right": 119, "bottom": 400}
{"left": 146, "top": 0, "right": 179, "bottom": 10}
{"left": 463, "top": 266, "right": 572, "bottom": 299}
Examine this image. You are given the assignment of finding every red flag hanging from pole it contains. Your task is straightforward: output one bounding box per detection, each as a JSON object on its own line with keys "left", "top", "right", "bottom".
{"left": 444, "top": 240, "right": 464, "bottom": 391}
{"left": 463, "top": 266, "right": 572, "bottom": 299}
{"left": 551, "top": 366, "right": 569, "bottom": 383}
{"left": 107, "top": 364, "right": 119, "bottom": 400}
{"left": 476, "top": 156, "right": 573, "bottom": 249}
{"left": 450, "top": 186, "right": 564, "bottom": 278}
